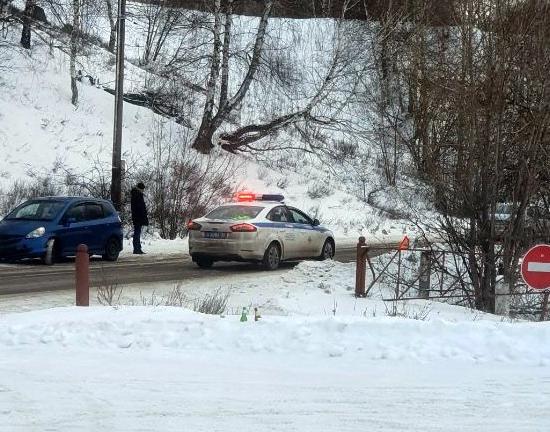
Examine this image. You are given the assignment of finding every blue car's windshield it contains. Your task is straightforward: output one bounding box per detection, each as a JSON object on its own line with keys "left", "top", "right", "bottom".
{"left": 6, "top": 200, "right": 65, "bottom": 221}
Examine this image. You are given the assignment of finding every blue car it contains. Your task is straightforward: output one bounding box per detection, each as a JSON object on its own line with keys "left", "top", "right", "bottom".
{"left": 0, "top": 197, "right": 123, "bottom": 264}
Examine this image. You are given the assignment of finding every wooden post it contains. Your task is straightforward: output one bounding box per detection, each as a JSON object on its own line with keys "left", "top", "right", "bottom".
{"left": 541, "top": 291, "right": 549, "bottom": 322}
{"left": 75, "top": 244, "right": 90, "bottom": 306}
{"left": 495, "top": 276, "right": 510, "bottom": 317}
{"left": 355, "top": 236, "right": 367, "bottom": 298}
{"left": 418, "top": 251, "right": 431, "bottom": 299}
{"left": 395, "top": 249, "right": 402, "bottom": 300}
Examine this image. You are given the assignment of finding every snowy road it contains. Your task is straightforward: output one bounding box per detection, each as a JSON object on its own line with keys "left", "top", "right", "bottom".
{"left": 0, "top": 245, "right": 377, "bottom": 295}
{"left": 2, "top": 350, "right": 549, "bottom": 432}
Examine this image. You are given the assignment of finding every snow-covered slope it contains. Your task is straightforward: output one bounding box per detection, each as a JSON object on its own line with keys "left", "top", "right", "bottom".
{"left": 0, "top": 23, "right": 416, "bottom": 241}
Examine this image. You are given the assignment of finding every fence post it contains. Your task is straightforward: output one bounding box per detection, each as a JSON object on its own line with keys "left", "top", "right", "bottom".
{"left": 495, "top": 276, "right": 510, "bottom": 317}
{"left": 541, "top": 291, "right": 549, "bottom": 322}
{"left": 418, "top": 251, "right": 431, "bottom": 299}
{"left": 76, "top": 244, "right": 90, "bottom": 306}
{"left": 355, "top": 236, "right": 367, "bottom": 298}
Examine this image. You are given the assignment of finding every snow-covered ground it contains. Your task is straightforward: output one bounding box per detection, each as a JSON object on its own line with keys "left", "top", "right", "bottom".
{"left": 1, "top": 306, "right": 549, "bottom": 431}
{"left": 0, "top": 259, "right": 474, "bottom": 319}
{"left": 2, "top": 258, "right": 550, "bottom": 430}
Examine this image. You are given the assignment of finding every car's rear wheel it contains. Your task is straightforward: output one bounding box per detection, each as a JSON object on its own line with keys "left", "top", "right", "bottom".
{"left": 319, "top": 239, "right": 335, "bottom": 260}
{"left": 43, "top": 238, "right": 57, "bottom": 266}
{"left": 262, "top": 242, "right": 281, "bottom": 270}
{"left": 102, "top": 237, "right": 120, "bottom": 262}
{"left": 195, "top": 257, "right": 214, "bottom": 268}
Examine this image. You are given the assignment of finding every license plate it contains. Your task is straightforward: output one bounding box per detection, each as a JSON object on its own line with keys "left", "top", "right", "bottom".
{"left": 203, "top": 231, "right": 228, "bottom": 239}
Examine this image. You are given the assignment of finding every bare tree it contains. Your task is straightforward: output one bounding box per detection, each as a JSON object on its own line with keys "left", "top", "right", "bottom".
{"left": 39, "top": 0, "right": 88, "bottom": 105}
{"left": 20, "top": 0, "right": 35, "bottom": 49}
{"left": 1, "top": 2, "right": 14, "bottom": 64}
{"left": 69, "top": 0, "right": 80, "bottom": 105}
{"left": 141, "top": 118, "right": 236, "bottom": 239}
{"left": 192, "top": 0, "right": 258, "bottom": 153}
{"left": 192, "top": 0, "right": 363, "bottom": 155}
{"left": 380, "top": 0, "right": 550, "bottom": 313}
{"left": 134, "top": 1, "right": 184, "bottom": 66}
{"left": 104, "top": 0, "right": 116, "bottom": 53}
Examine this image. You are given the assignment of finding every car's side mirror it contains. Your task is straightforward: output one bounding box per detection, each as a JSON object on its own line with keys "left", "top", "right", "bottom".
{"left": 313, "top": 218, "right": 320, "bottom": 226}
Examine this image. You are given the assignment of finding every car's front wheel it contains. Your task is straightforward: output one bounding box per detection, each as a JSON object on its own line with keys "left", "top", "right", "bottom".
{"left": 319, "top": 239, "right": 335, "bottom": 260}
{"left": 262, "top": 242, "right": 281, "bottom": 270}
{"left": 102, "top": 237, "right": 120, "bottom": 262}
{"left": 43, "top": 238, "right": 57, "bottom": 266}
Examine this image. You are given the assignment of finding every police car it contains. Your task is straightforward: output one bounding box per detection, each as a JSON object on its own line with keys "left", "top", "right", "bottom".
{"left": 188, "top": 193, "right": 335, "bottom": 269}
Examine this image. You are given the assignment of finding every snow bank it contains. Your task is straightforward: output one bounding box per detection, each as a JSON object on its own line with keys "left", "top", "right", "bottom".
{"left": 2, "top": 307, "right": 549, "bottom": 366}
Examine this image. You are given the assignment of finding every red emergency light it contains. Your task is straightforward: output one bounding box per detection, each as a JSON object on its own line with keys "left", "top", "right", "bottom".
{"left": 236, "top": 192, "right": 256, "bottom": 202}
{"left": 235, "top": 192, "right": 285, "bottom": 202}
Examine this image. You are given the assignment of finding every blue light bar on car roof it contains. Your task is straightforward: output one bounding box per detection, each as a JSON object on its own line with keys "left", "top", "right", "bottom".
{"left": 236, "top": 192, "right": 284, "bottom": 202}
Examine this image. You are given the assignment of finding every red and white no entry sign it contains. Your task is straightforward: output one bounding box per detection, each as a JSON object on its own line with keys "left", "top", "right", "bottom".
{"left": 521, "top": 244, "right": 550, "bottom": 291}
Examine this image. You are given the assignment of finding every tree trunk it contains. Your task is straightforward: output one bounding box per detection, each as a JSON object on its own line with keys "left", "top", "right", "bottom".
{"left": 70, "top": 0, "right": 81, "bottom": 106}
{"left": 105, "top": 0, "right": 117, "bottom": 53}
{"left": 192, "top": 0, "right": 223, "bottom": 154}
{"left": 219, "top": 0, "right": 233, "bottom": 110}
{"left": 20, "top": 0, "right": 35, "bottom": 49}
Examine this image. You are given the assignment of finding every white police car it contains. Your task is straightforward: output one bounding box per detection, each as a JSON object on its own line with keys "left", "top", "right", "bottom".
{"left": 187, "top": 193, "right": 335, "bottom": 269}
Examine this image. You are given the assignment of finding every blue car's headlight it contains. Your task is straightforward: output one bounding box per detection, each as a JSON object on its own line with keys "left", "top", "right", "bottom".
{"left": 26, "top": 227, "right": 46, "bottom": 239}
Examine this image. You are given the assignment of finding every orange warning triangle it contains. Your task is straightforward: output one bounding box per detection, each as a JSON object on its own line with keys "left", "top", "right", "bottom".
{"left": 398, "top": 235, "right": 410, "bottom": 250}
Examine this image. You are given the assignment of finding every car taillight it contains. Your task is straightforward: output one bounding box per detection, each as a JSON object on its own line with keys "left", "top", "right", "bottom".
{"left": 187, "top": 220, "right": 202, "bottom": 231}
{"left": 230, "top": 223, "right": 257, "bottom": 232}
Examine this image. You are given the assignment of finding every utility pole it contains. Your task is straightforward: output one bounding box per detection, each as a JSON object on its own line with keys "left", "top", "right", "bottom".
{"left": 111, "top": 0, "right": 126, "bottom": 210}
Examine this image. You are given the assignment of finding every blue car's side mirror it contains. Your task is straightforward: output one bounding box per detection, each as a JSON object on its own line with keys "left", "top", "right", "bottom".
{"left": 313, "top": 219, "right": 320, "bottom": 226}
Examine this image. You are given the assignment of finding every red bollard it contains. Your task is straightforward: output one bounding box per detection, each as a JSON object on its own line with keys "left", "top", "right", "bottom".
{"left": 355, "top": 236, "right": 367, "bottom": 298}
{"left": 75, "top": 244, "right": 90, "bottom": 306}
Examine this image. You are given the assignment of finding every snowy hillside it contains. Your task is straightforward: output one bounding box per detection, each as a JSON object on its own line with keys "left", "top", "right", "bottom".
{"left": 0, "top": 18, "right": 419, "bottom": 241}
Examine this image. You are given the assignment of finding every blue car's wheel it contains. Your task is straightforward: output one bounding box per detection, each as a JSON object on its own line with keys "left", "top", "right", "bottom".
{"left": 43, "top": 238, "right": 57, "bottom": 266}
{"left": 102, "top": 237, "right": 120, "bottom": 262}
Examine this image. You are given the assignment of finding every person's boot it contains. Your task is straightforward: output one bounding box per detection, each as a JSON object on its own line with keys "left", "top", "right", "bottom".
{"left": 133, "top": 250, "right": 146, "bottom": 255}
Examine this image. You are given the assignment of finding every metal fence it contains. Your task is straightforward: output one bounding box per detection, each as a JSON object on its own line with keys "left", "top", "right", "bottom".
{"left": 355, "top": 237, "right": 550, "bottom": 321}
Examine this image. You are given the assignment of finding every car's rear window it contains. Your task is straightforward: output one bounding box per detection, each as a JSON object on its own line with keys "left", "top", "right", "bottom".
{"left": 6, "top": 200, "right": 65, "bottom": 221}
{"left": 206, "top": 205, "right": 264, "bottom": 221}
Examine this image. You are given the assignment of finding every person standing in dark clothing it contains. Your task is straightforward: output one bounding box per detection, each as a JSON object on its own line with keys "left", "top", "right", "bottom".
{"left": 130, "top": 182, "right": 149, "bottom": 254}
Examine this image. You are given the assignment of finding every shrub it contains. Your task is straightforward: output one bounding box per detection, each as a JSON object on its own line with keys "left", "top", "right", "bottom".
{"left": 307, "top": 182, "right": 333, "bottom": 199}
{"left": 132, "top": 119, "right": 237, "bottom": 240}
{"left": 0, "top": 177, "right": 61, "bottom": 216}
{"left": 193, "top": 289, "right": 230, "bottom": 315}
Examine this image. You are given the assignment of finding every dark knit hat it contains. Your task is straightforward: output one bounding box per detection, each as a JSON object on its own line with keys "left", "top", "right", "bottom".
{"left": 137, "top": 182, "right": 145, "bottom": 190}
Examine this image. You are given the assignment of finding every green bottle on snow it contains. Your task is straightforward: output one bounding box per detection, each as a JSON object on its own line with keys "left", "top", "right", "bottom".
{"left": 240, "top": 307, "right": 248, "bottom": 322}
